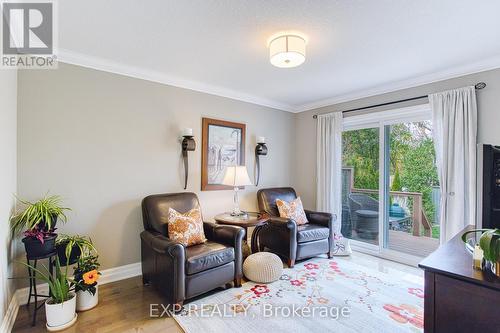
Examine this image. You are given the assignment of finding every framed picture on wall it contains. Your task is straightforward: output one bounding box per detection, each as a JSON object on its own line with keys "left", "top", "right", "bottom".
{"left": 201, "top": 118, "right": 246, "bottom": 191}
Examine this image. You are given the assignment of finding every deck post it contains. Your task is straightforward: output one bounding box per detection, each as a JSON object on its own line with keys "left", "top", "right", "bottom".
{"left": 412, "top": 195, "right": 422, "bottom": 236}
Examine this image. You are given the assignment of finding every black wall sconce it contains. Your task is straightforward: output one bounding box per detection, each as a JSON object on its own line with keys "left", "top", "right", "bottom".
{"left": 255, "top": 136, "right": 268, "bottom": 186}
{"left": 181, "top": 128, "right": 195, "bottom": 190}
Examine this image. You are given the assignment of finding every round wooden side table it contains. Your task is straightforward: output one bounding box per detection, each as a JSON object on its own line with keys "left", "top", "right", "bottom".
{"left": 214, "top": 212, "right": 268, "bottom": 258}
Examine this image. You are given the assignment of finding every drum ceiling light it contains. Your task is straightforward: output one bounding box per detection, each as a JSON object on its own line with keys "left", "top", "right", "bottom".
{"left": 268, "top": 32, "right": 307, "bottom": 68}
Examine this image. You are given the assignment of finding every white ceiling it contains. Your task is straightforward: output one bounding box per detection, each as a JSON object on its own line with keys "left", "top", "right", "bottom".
{"left": 58, "top": 0, "right": 500, "bottom": 112}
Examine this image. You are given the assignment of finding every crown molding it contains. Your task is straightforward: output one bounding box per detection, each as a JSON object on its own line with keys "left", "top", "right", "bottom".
{"left": 57, "top": 49, "right": 296, "bottom": 112}
{"left": 57, "top": 49, "right": 500, "bottom": 114}
{"left": 294, "top": 55, "right": 500, "bottom": 113}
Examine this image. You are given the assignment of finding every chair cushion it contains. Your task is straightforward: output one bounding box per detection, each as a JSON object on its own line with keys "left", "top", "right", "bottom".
{"left": 297, "top": 224, "right": 330, "bottom": 243}
{"left": 185, "top": 241, "right": 235, "bottom": 275}
{"left": 276, "top": 196, "right": 309, "bottom": 225}
{"left": 168, "top": 207, "right": 207, "bottom": 247}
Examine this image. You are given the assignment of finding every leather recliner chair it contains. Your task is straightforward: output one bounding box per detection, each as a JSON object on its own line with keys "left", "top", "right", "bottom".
{"left": 257, "top": 187, "right": 336, "bottom": 268}
{"left": 140, "top": 192, "right": 245, "bottom": 306}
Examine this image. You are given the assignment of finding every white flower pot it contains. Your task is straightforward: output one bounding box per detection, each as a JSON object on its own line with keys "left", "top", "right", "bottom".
{"left": 76, "top": 285, "right": 99, "bottom": 311}
{"left": 45, "top": 292, "right": 77, "bottom": 330}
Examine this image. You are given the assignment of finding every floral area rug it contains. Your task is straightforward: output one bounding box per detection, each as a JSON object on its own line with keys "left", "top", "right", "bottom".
{"left": 174, "top": 257, "right": 424, "bottom": 333}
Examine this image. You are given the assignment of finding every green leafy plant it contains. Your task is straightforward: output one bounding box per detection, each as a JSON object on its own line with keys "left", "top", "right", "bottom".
{"left": 19, "top": 257, "right": 73, "bottom": 304}
{"left": 10, "top": 194, "right": 71, "bottom": 234}
{"left": 56, "top": 234, "right": 96, "bottom": 266}
{"left": 391, "top": 168, "right": 402, "bottom": 192}
{"left": 462, "top": 229, "right": 500, "bottom": 262}
{"left": 74, "top": 255, "right": 101, "bottom": 296}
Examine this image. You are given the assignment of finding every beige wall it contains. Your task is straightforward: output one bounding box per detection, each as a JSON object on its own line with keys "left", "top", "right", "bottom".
{"left": 294, "top": 68, "right": 500, "bottom": 208}
{"left": 16, "top": 62, "right": 500, "bottom": 274}
{"left": 17, "top": 63, "right": 294, "bottom": 270}
{"left": 0, "top": 70, "right": 17, "bottom": 319}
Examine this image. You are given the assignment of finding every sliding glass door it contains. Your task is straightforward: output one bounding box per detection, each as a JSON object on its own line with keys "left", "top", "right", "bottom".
{"left": 341, "top": 105, "right": 440, "bottom": 263}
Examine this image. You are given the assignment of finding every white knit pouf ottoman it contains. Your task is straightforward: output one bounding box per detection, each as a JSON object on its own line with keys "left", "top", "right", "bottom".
{"left": 243, "top": 252, "right": 283, "bottom": 283}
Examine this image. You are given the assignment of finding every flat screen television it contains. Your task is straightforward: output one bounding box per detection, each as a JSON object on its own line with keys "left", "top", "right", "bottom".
{"left": 479, "top": 144, "right": 500, "bottom": 229}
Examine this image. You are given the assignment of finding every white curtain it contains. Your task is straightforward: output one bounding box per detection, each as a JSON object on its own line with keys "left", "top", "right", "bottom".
{"left": 429, "top": 86, "right": 477, "bottom": 243}
{"left": 316, "top": 112, "right": 343, "bottom": 234}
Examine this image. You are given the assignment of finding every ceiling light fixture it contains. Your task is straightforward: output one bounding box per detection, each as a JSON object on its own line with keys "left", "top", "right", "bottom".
{"left": 268, "top": 32, "right": 307, "bottom": 68}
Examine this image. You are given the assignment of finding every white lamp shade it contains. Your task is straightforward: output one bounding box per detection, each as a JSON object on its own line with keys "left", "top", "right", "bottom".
{"left": 269, "top": 34, "right": 306, "bottom": 68}
{"left": 221, "top": 166, "right": 253, "bottom": 187}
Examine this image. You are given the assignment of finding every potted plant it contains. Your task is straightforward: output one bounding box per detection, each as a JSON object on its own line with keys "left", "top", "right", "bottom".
{"left": 10, "top": 195, "right": 70, "bottom": 258}
{"left": 56, "top": 234, "right": 96, "bottom": 266}
{"left": 20, "top": 257, "right": 77, "bottom": 330}
{"left": 73, "top": 255, "right": 101, "bottom": 311}
{"left": 462, "top": 228, "right": 500, "bottom": 276}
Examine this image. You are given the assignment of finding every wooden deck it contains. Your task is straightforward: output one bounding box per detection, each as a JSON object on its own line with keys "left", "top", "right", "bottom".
{"left": 387, "top": 230, "right": 439, "bottom": 257}
{"left": 351, "top": 230, "right": 440, "bottom": 258}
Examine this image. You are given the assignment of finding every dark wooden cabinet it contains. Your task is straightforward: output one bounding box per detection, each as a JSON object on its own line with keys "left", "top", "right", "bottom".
{"left": 419, "top": 226, "right": 500, "bottom": 333}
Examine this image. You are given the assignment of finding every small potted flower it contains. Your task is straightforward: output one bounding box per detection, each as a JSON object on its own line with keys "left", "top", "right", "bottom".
{"left": 20, "top": 257, "right": 77, "bottom": 330}
{"left": 10, "top": 194, "right": 70, "bottom": 258}
{"left": 73, "top": 255, "right": 101, "bottom": 311}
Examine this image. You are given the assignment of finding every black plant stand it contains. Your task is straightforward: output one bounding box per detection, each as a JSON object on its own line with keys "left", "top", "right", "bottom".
{"left": 26, "top": 251, "right": 56, "bottom": 326}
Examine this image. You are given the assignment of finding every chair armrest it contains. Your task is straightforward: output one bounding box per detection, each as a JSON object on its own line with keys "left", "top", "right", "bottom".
{"left": 140, "top": 230, "right": 186, "bottom": 304}
{"left": 268, "top": 217, "right": 297, "bottom": 232}
{"left": 140, "top": 230, "right": 185, "bottom": 259}
{"left": 304, "top": 210, "right": 335, "bottom": 228}
{"left": 261, "top": 217, "right": 297, "bottom": 264}
{"left": 203, "top": 222, "right": 246, "bottom": 247}
{"left": 204, "top": 222, "right": 245, "bottom": 281}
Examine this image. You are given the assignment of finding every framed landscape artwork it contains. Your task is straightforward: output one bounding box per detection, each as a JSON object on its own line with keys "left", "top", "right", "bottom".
{"left": 201, "top": 118, "right": 246, "bottom": 191}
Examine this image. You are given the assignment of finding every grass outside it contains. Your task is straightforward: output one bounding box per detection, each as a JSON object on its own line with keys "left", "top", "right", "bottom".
{"left": 431, "top": 224, "right": 440, "bottom": 239}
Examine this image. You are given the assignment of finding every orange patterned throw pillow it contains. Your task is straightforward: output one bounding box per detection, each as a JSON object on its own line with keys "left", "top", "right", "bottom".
{"left": 276, "top": 197, "right": 309, "bottom": 225}
{"left": 167, "top": 207, "right": 207, "bottom": 247}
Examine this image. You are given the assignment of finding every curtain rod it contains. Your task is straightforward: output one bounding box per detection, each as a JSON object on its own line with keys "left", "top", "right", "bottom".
{"left": 312, "top": 82, "right": 487, "bottom": 119}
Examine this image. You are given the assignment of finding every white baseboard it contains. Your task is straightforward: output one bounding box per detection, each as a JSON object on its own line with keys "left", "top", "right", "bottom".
{"left": 0, "top": 293, "right": 19, "bottom": 333}
{"left": 1, "top": 261, "right": 142, "bottom": 332}
{"left": 16, "top": 261, "right": 142, "bottom": 306}
{"left": 98, "top": 262, "right": 142, "bottom": 286}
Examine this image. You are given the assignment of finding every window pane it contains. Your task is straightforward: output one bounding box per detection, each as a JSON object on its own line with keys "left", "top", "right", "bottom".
{"left": 342, "top": 128, "right": 379, "bottom": 246}
{"left": 386, "top": 121, "right": 440, "bottom": 257}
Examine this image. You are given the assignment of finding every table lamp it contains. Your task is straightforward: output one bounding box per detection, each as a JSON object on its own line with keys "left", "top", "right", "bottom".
{"left": 221, "top": 166, "right": 253, "bottom": 217}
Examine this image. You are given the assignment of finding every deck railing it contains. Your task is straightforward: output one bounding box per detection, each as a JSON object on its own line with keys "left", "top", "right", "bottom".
{"left": 351, "top": 188, "right": 432, "bottom": 237}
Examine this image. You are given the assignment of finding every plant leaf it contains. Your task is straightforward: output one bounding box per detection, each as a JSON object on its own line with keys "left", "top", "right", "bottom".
{"left": 480, "top": 230, "right": 495, "bottom": 261}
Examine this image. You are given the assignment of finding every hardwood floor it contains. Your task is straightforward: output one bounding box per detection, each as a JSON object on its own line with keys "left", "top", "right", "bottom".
{"left": 12, "top": 252, "right": 421, "bottom": 332}
{"left": 12, "top": 277, "right": 183, "bottom": 333}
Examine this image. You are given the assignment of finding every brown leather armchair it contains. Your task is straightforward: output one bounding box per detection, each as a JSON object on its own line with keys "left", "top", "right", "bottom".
{"left": 256, "top": 187, "right": 335, "bottom": 268}
{"left": 140, "top": 192, "right": 245, "bottom": 307}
